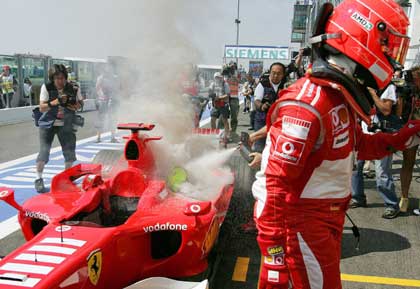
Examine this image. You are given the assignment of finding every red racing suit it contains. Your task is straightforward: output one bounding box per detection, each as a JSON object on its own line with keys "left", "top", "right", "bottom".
{"left": 252, "top": 76, "right": 420, "bottom": 289}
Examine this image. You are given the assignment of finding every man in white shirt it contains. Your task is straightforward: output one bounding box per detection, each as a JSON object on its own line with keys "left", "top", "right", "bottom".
{"left": 351, "top": 83, "right": 401, "bottom": 219}
{"left": 253, "top": 63, "right": 286, "bottom": 152}
{"left": 35, "top": 64, "right": 83, "bottom": 193}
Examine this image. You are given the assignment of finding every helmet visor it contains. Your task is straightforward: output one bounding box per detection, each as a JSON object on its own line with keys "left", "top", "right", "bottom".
{"left": 382, "top": 29, "right": 410, "bottom": 68}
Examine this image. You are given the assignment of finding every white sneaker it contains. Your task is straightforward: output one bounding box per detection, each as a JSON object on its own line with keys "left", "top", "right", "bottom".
{"left": 414, "top": 209, "right": 420, "bottom": 216}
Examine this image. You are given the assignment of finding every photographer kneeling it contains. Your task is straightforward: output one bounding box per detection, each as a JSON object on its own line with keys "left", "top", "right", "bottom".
{"left": 34, "top": 64, "right": 84, "bottom": 193}
{"left": 350, "top": 83, "right": 402, "bottom": 219}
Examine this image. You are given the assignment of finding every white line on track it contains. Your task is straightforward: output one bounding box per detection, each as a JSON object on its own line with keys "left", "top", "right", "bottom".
{"left": 51, "top": 154, "right": 92, "bottom": 162}
{"left": 14, "top": 172, "right": 55, "bottom": 179}
{"left": 0, "top": 134, "right": 107, "bottom": 171}
{"left": 1, "top": 176, "right": 35, "bottom": 183}
{"left": 85, "top": 145, "right": 123, "bottom": 151}
{"left": 26, "top": 168, "right": 63, "bottom": 174}
{"left": 76, "top": 149, "right": 100, "bottom": 153}
{"left": 0, "top": 215, "right": 19, "bottom": 240}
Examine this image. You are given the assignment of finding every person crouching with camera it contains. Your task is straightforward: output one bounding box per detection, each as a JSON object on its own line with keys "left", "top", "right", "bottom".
{"left": 34, "top": 64, "right": 84, "bottom": 193}
{"left": 350, "top": 81, "right": 402, "bottom": 218}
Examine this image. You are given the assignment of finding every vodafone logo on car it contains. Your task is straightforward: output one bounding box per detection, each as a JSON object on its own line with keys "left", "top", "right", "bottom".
{"left": 143, "top": 222, "right": 188, "bottom": 233}
{"left": 25, "top": 210, "right": 51, "bottom": 223}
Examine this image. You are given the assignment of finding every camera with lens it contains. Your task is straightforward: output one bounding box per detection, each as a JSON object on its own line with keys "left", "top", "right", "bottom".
{"left": 393, "top": 70, "right": 415, "bottom": 100}
{"left": 59, "top": 94, "right": 77, "bottom": 106}
{"left": 367, "top": 112, "right": 403, "bottom": 134}
{"left": 222, "top": 62, "right": 237, "bottom": 77}
{"left": 302, "top": 47, "right": 312, "bottom": 57}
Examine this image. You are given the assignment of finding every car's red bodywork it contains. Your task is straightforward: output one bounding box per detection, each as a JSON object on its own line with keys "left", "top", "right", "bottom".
{"left": 0, "top": 124, "right": 234, "bottom": 289}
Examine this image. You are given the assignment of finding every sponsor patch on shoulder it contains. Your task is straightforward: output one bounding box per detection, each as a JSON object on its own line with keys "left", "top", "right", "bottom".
{"left": 333, "top": 130, "right": 350, "bottom": 149}
{"left": 329, "top": 104, "right": 350, "bottom": 134}
{"left": 282, "top": 116, "right": 311, "bottom": 140}
{"left": 272, "top": 132, "right": 305, "bottom": 165}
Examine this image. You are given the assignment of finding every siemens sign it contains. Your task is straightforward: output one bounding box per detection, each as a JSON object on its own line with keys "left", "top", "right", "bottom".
{"left": 224, "top": 45, "right": 289, "bottom": 60}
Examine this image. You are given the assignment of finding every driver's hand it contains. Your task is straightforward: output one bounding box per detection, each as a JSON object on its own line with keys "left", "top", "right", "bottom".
{"left": 249, "top": 152, "right": 262, "bottom": 169}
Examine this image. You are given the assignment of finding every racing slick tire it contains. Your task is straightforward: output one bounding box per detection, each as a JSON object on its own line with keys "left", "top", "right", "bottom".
{"left": 92, "top": 149, "right": 125, "bottom": 177}
{"left": 229, "top": 154, "right": 256, "bottom": 193}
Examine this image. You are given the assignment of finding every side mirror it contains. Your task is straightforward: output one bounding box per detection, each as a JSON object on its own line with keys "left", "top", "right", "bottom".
{"left": 0, "top": 187, "right": 23, "bottom": 212}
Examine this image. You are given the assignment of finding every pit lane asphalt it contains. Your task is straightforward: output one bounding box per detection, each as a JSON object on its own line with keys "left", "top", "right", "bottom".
{"left": 1, "top": 109, "right": 420, "bottom": 288}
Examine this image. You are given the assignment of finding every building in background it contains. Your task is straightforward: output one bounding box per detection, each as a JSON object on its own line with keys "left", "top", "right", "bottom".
{"left": 291, "top": 1, "right": 312, "bottom": 45}
{"left": 0, "top": 54, "right": 105, "bottom": 107}
{"left": 404, "top": 0, "right": 420, "bottom": 68}
{"left": 291, "top": 0, "right": 420, "bottom": 68}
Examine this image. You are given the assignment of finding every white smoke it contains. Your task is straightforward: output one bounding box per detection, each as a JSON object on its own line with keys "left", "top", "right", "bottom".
{"left": 178, "top": 148, "right": 235, "bottom": 201}
{"left": 108, "top": 0, "right": 235, "bottom": 200}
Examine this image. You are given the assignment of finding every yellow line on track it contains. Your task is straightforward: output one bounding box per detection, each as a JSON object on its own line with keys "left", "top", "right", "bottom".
{"left": 232, "top": 257, "right": 250, "bottom": 282}
{"left": 257, "top": 256, "right": 263, "bottom": 288}
{"left": 232, "top": 255, "right": 420, "bottom": 287}
{"left": 341, "top": 274, "right": 420, "bottom": 287}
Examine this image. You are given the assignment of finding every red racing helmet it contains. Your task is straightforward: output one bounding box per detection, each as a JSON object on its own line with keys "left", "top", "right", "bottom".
{"left": 3, "top": 65, "right": 10, "bottom": 71}
{"left": 321, "top": 0, "right": 410, "bottom": 90}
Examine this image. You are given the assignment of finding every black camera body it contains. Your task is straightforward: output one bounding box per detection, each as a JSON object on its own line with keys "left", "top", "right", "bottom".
{"left": 60, "top": 94, "right": 78, "bottom": 106}
{"left": 368, "top": 113, "right": 403, "bottom": 134}
{"left": 368, "top": 120, "right": 399, "bottom": 134}
{"left": 72, "top": 114, "right": 85, "bottom": 127}
{"left": 222, "top": 62, "right": 237, "bottom": 77}
{"left": 302, "top": 47, "right": 312, "bottom": 57}
{"left": 394, "top": 70, "right": 416, "bottom": 100}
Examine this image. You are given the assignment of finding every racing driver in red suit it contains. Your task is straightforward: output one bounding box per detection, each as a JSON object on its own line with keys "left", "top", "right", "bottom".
{"left": 252, "top": 0, "right": 420, "bottom": 288}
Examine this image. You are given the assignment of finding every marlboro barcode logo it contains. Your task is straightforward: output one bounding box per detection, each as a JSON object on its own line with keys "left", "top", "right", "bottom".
{"left": 282, "top": 116, "right": 311, "bottom": 140}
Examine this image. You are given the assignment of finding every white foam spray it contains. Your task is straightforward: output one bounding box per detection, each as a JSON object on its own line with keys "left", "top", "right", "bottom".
{"left": 104, "top": 0, "right": 234, "bottom": 201}
{"left": 178, "top": 147, "right": 236, "bottom": 201}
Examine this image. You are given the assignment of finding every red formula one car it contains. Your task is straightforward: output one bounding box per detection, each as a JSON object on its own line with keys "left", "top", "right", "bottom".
{"left": 0, "top": 123, "right": 234, "bottom": 289}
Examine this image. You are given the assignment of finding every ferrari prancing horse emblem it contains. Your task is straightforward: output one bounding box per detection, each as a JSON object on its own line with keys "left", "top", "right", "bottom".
{"left": 87, "top": 249, "right": 102, "bottom": 286}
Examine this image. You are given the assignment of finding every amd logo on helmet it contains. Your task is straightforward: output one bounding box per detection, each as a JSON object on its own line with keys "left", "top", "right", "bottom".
{"left": 351, "top": 11, "right": 373, "bottom": 31}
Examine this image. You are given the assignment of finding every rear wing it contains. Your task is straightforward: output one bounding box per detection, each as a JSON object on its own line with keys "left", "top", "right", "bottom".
{"left": 118, "top": 123, "right": 155, "bottom": 133}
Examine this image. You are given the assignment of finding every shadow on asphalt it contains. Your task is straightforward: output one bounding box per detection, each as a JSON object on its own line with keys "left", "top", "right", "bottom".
{"left": 341, "top": 227, "right": 411, "bottom": 259}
